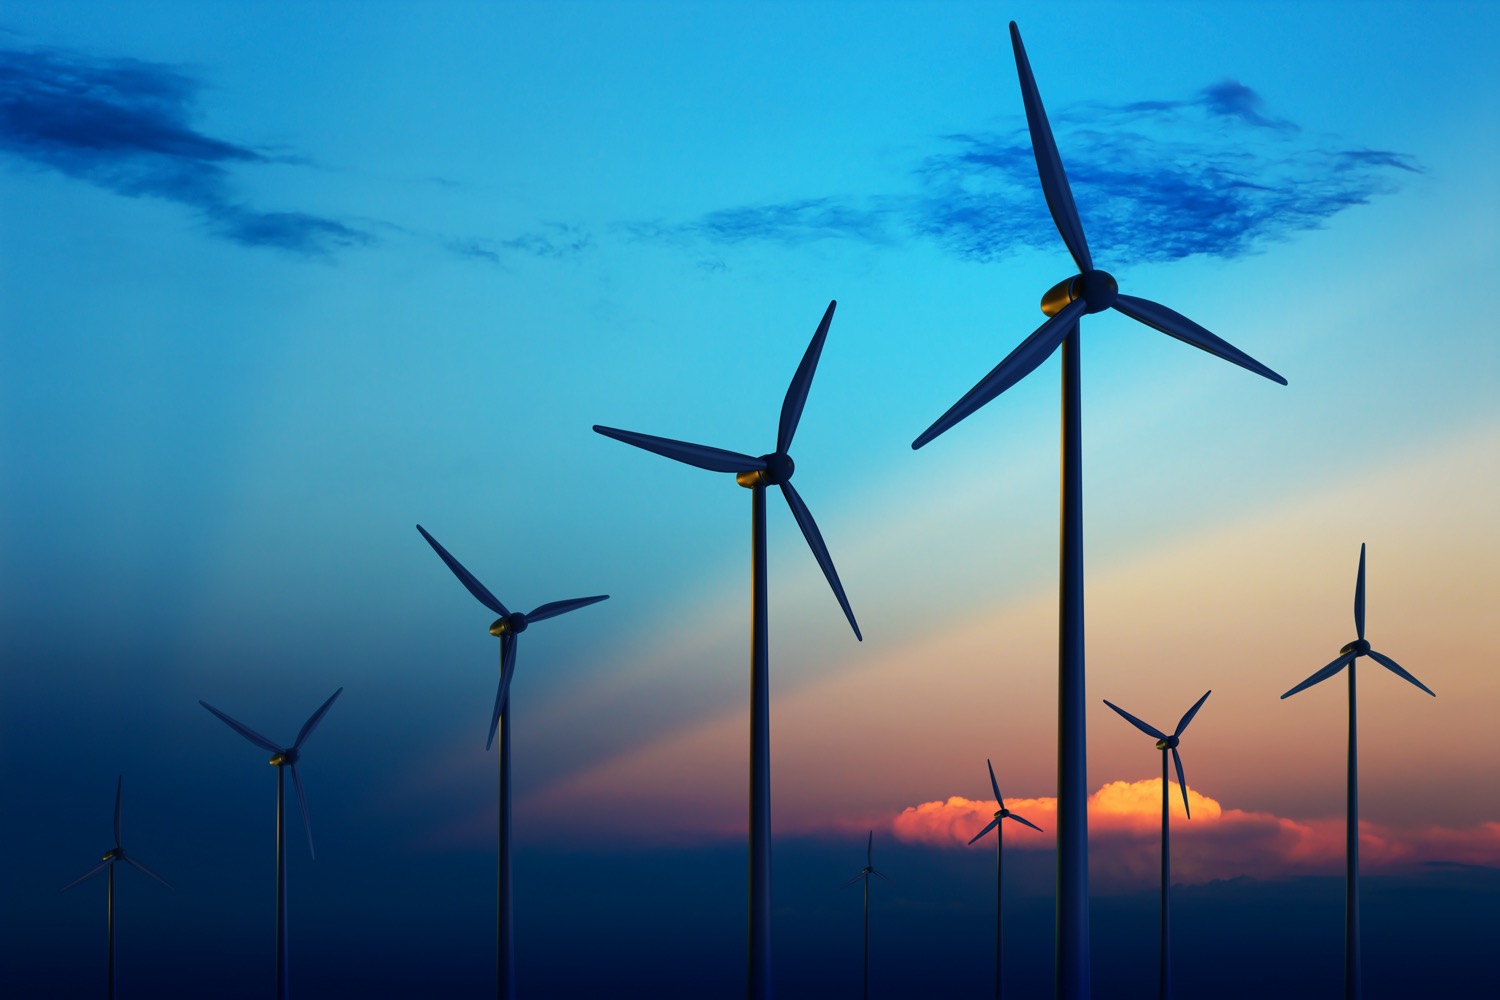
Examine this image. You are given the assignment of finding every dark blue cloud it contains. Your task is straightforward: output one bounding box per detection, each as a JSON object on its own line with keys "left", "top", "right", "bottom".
{"left": 637, "top": 82, "right": 1420, "bottom": 265}
{"left": 0, "top": 45, "right": 370, "bottom": 254}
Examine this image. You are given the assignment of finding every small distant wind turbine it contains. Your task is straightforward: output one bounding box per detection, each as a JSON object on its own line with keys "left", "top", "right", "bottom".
{"left": 967, "top": 759, "right": 1042, "bottom": 1000}
{"left": 416, "top": 524, "right": 607, "bottom": 1000}
{"left": 1281, "top": 544, "right": 1433, "bottom": 1000}
{"left": 594, "top": 299, "right": 860, "bottom": 999}
{"left": 200, "top": 688, "right": 342, "bottom": 1000}
{"left": 842, "top": 830, "right": 889, "bottom": 1000}
{"left": 1103, "top": 691, "right": 1210, "bottom": 1000}
{"left": 910, "top": 23, "right": 1284, "bottom": 997}
{"left": 60, "top": 776, "right": 170, "bottom": 1000}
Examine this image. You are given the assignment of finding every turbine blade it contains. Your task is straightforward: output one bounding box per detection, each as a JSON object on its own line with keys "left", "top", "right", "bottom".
{"left": 1008, "top": 21, "right": 1093, "bottom": 272}
{"left": 294, "top": 688, "right": 343, "bottom": 750}
{"left": 59, "top": 859, "right": 112, "bottom": 892}
{"left": 1174, "top": 690, "right": 1212, "bottom": 737}
{"left": 779, "top": 480, "right": 861, "bottom": 640}
{"left": 416, "top": 525, "right": 509, "bottom": 617}
{"left": 872, "top": 869, "right": 891, "bottom": 883}
{"left": 1102, "top": 699, "right": 1167, "bottom": 741}
{"left": 1368, "top": 649, "right": 1436, "bottom": 697}
{"left": 1280, "top": 651, "right": 1357, "bottom": 699}
{"left": 592, "top": 425, "right": 764, "bottom": 475}
{"left": 1112, "top": 294, "right": 1287, "bottom": 385}
{"left": 122, "top": 856, "right": 172, "bottom": 889}
{"left": 113, "top": 775, "right": 123, "bottom": 848}
{"left": 842, "top": 872, "right": 865, "bottom": 888}
{"left": 290, "top": 765, "right": 315, "bottom": 860}
{"left": 912, "top": 301, "right": 1085, "bottom": 450}
{"left": 199, "top": 701, "right": 281, "bottom": 755}
{"left": 1172, "top": 747, "right": 1191, "bottom": 820}
{"left": 867, "top": 830, "right": 873, "bottom": 867}
{"left": 487, "top": 635, "right": 519, "bottom": 751}
{"left": 1009, "top": 813, "right": 1044, "bottom": 834}
{"left": 1354, "top": 543, "right": 1367, "bottom": 641}
{"left": 777, "top": 300, "right": 836, "bottom": 454}
{"left": 986, "top": 758, "right": 1004, "bottom": 811}
{"left": 526, "top": 595, "right": 609, "bottom": 623}
{"left": 968, "top": 817, "right": 1001, "bottom": 845}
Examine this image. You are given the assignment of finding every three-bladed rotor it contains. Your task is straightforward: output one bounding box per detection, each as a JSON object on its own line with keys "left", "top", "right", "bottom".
{"left": 60, "top": 776, "right": 171, "bottom": 892}
{"left": 969, "top": 758, "right": 1044, "bottom": 844}
{"left": 1103, "top": 691, "right": 1211, "bottom": 818}
{"left": 843, "top": 830, "right": 890, "bottom": 887}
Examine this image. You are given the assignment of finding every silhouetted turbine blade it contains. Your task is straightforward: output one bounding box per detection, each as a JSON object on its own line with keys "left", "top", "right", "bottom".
{"left": 113, "top": 775, "right": 123, "bottom": 848}
{"left": 200, "top": 701, "right": 281, "bottom": 755}
{"left": 60, "top": 859, "right": 112, "bottom": 892}
{"left": 527, "top": 595, "right": 609, "bottom": 622}
{"left": 123, "top": 855, "right": 172, "bottom": 889}
{"left": 872, "top": 869, "right": 891, "bottom": 883}
{"left": 416, "top": 525, "right": 509, "bottom": 617}
{"left": 1009, "top": 21, "right": 1092, "bottom": 273}
{"left": 779, "top": 480, "right": 861, "bottom": 640}
{"left": 866, "top": 830, "right": 873, "bottom": 867}
{"left": 912, "top": 301, "right": 1086, "bottom": 450}
{"left": 290, "top": 765, "right": 315, "bottom": 859}
{"left": 842, "top": 872, "right": 866, "bottom": 888}
{"left": 778, "top": 300, "right": 836, "bottom": 455}
{"left": 1010, "top": 813, "right": 1044, "bottom": 834}
{"left": 1171, "top": 747, "right": 1191, "bottom": 819}
{"left": 968, "top": 817, "right": 1002, "bottom": 845}
{"left": 1368, "top": 649, "right": 1436, "bottom": 697}
{"left": 1175, "top": 690, "right": 1212, "bottom": 737}
{"left": 295, "top": 688, "right": 343, "bottom": 750}
{"left": 592, "top": 425, "right": 764, "bottom": 475}
{"left": 1354, "top": 543, "right": 1367, "bottom": 641}
{"left": 1112, "top": 294, "right": 1287, "bottom": 385}
{"left": 986, "top": 758, "right": 1004, "bottom": 810}
{"left": 487, "top": 634, "right": 519, "bottom": 751}
{"left": 1281, "top": 651, "right": 1357, "bottom": 699}
{"left": 1102, "top": 699, "right": 1167, "bottom": 741}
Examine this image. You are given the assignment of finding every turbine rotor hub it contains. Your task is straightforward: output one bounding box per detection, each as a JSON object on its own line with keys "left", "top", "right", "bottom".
{"left": 270, "top": 748, "right": 299, "bottom": 767}
{"left": 103, "top": 848, "right": 120, "bottom": 862}
{"left": 490, "top": 612, "right": 529, "bottom": 637}
{"left": 1156, "top": 735, "right": 1180, "bottom": 750}
{"left": 1340, "top": 638, "right": 1371, "bottom": 656}
{"left": 1040, "top": 269, "right": 1118, "bottom": 316}
{"left": 737, "top": 452, "right": 794, "bottom": 489}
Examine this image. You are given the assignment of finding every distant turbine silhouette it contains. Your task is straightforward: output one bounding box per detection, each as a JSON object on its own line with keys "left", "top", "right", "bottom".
{"left": 200, "top": 688, "right": 341, "bottom": 1000}
{"left": 416, "top": 524, "right": 607, "bottom": 1000}
{"left": 1103, "top": 691, "right": 1211, "bottom": 1000}
{"left": 595, "top": 299, "right": 860, "bottom": 999}
{"left": 911, "top": 23, "right": 1284, "bottom": 997}
{"left": 967, "top": 759, "right": 1042, "bottom": 1000}
{"left": 60, "top": 776, "right": 170, "bottom": 1000}
{"left": 1281, "top": 544, "right": 1433, "bottom": 1000}
{"left": 842, "top": 830, "right": 889, "bottom": 1000}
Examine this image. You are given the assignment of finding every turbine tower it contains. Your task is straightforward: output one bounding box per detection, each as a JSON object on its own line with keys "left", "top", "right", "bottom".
{"left": 60, "top": 776, "right": 171, "bottom": 1000}
{"left": 842, "top": 830, "right": 889, "bottom": 1000}
{"left": 911, "top": 23, "right": 1284, "bottom": 996}
{"left": 1281, "top": 544, "right": 1433, "bottom": 1000}
{"left": 967, "top": 759, "right": 1042, "bottom": 1000}
{"left": 594, "top": 299, "right": 860, "bottom": 999}
{"left": 1102, "top": 691, "right": 1211, "bottom": 1000}
{"left": 416, "top": 524, "right": 607, "bottom": 1000}
{"left": 200, "top": 688, "right": 342, "bottom": 1000}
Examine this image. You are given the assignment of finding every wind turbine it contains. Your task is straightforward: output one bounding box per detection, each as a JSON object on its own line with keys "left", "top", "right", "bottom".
{"left": 910, "top": 23, "right": 1284, "bottom": 996}
{"left": 967, "top": 759, "right": 1042, "bottom": 1000}
{"left": 200, "top": 688, "right": 342, "bottom": 1000}
{"left": 416, "top": 524, "right": 607, "bottom": 1000}
{"left": 60, "top": 776, "right": 170, "bottom": 1000}
{"left": 594, "top": 299, "right": 860, "bottom": 999}
{"left": 1102, "top": 690, "right": 1211, "bottom": 1000}
{"left": 842, "top": 830, "right": 889, "bottom": 1000}
{"left": 1281, "top": 544, "right": 1433, "bottom": 1000}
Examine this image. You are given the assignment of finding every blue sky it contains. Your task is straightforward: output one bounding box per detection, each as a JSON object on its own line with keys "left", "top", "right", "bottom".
{"left": 2, "top": 1, "right": 1497, "bottom": 996}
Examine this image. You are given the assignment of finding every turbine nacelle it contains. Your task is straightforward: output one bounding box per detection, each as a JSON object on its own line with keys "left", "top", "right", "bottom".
{"left": 1155, "top": 735, "right": 1180, "bottom": 751}
{"left": 1041, "top": 269, "right": 1118, "bottom": 316}
{"left": 489, "top": 612, "right": 529, "bottom": 637}
{"left": 1340, "top": 638, "right": 1371, "bottom": 656}
{"left": 736, "top": 452, "right": 795, "bottom": 488}
{"left": 268, "top": 748, "right": 299, "bottom": 768}
{"left": 102, "top": 847, "right": 121, "bottom": 862}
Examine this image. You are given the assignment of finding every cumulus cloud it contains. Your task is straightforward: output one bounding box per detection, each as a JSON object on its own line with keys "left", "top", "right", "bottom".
{"left": 892, "top": 779, "right": 1500, "bottom": 889}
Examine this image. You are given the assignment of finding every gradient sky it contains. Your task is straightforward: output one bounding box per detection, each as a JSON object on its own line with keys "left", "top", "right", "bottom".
{"left": 2, "top": 1, "right": 1497, "bottom": 997}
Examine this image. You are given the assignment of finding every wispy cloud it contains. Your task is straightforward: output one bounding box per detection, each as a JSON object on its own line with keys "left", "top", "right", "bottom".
{"left": 635, "top": 81, "right": 1420, "bottom": 265}
{"left": 0, "top": 43, "right": 370, "bottom": 254}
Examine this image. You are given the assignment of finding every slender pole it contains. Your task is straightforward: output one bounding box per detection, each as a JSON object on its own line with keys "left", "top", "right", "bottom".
{"left": 748, "top": 483, "right": 772, "bottom": 1000}
{"left": 1057, "top": 324, "right": 1090, "bottom": 1000}
{"left": 276, "top": 764, "right": 287, "bottom": 1000}
{"left": 995, "top": 822, "right": 1004, "bottom": 1000}
{"left": 1346, "top": 664, "right": 1360, "bottom": 1000}
{"left": 862, "top": 876, "right": 869, "bottom": 1000}
{"left": 106, "top": 863, "right": 115, "bottom": 1000}
{"left": 499, "top": 693, "right": 515, "bottom": 999}
{"left": 1160, "top": 750, "right": 1170, "bottom": 1000}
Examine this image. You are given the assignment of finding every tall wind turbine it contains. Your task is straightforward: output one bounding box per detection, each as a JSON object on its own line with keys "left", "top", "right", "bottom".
{"left": 416, "top": 524, "right": 607, "bottom": 1000}
{"left": 910, "top": 23, "right": 1284, "bottom": 996}
{"left": 60, "top": 776, "right": 170, "bottom": 1000}
{"left": 594, "top": 299, "right": 860, "bottom": 999}
{"left": 200, "top": 688, "right": 342, "bottom": 1000}
{"left": 842, "top": 830, "right": 889, "bottom": 1000}
{"left": 1102, "top": 691, "right": 1211, "bottom": 1000}
{"left": 1281, "top": 544, "right": 1433, "bottom": 1000}
{"left": 967, "top": 759, "right": 1042, "bottom": 1000}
